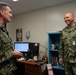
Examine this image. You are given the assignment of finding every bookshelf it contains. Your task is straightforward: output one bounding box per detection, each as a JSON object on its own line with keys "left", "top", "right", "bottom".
{"left": 48, "top": 32, "right": 64, "bottom": 75}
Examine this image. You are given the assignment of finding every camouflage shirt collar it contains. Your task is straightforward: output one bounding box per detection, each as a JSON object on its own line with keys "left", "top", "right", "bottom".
{"left": 64, "top": 23, "right": 76, "bottom": 32}
{"left": 0, "top": 26, "right": 6, "bottom": 32}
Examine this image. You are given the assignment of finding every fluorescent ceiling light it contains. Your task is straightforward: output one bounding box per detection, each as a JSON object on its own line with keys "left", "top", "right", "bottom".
{"left": 12, "top": 0, "right": 18, "bottom": 1}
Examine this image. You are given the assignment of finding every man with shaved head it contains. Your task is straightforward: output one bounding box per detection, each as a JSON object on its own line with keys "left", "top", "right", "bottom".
{"left": 59, "top": 12, "right": 76, "bottom": 75}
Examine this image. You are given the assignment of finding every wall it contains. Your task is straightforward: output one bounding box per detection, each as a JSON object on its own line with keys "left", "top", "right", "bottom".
{"left": 7, "top": 1, "right": 76, "bottom": 56}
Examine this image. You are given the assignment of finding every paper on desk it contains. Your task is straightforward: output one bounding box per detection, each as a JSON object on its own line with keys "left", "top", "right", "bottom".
{"left": 41, "top": 63, "right": 47, "bottom": 72}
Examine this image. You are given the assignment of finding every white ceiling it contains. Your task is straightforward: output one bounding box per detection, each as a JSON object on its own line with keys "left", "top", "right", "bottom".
{"left": 0, "top": 0, "right": 76, "bottom": 15}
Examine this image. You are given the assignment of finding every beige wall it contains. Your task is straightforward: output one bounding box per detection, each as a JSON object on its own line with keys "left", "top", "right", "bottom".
{"left": 7, "top": 1, "right": 76, "bottom": 56}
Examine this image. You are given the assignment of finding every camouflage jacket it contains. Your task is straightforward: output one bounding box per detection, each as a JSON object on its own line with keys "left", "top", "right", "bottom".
{"left": 0, "top": 26, "right": 17, "bottom": 75}
{"left": 59, "top": 24, "right": 76, "bottom": 63}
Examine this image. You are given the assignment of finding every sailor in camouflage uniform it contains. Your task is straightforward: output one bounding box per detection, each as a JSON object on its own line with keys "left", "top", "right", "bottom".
{"left": 0, "top": 2, "right": 23, "bottom": 75}
{"left": 59, "top": 12, "right": 76, "bottom": 75}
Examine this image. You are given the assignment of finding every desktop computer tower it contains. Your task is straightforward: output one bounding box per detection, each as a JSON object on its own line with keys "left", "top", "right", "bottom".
{"left": 29, "top": 42, "right": 39, "bottom": 59}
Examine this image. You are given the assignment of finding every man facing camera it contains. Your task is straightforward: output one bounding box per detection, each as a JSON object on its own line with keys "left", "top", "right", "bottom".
{"left": 59, "top": 12, "right": 76, "bottom": 75}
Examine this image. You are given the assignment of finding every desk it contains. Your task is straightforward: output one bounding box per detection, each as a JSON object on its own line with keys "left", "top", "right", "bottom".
{"left": 14, "top": 60, "right": 48, "bottom": 75}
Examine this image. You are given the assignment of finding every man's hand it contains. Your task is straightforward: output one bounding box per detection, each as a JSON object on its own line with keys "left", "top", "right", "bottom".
{"left": 12, "top": 50, "right": 23, "bottom": 58}
{"left": 59, "top": 58, "right": 63, "bottom": 65}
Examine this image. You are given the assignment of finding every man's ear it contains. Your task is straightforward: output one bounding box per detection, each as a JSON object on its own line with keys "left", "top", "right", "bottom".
{"left": 0, "top": 10, "right": 4, "bottom": 16}
{"left": 73, "top": 16, "right": 75, "bottom": 20}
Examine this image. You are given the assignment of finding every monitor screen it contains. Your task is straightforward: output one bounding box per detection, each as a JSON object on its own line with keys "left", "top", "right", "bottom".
{"left": 14, "top": 42, "right": 29, "bottom": 52}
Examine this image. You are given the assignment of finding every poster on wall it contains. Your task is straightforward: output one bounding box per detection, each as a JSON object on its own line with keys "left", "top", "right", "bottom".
{"left": 16, "top": 28, "right": 22, "bottom": 42}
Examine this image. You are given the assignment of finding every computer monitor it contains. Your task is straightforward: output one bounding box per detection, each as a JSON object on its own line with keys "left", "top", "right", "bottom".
{"left": 14, "top": 42, "right": 29, "bottom": 52}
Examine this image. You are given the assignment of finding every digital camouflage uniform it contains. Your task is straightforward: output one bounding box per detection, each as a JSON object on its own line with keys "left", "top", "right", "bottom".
{"left": 0, "top": 26, "right": 17, "bottom": 75}
{"left": 59, "top": 24, "right": 76, "bottom": 75}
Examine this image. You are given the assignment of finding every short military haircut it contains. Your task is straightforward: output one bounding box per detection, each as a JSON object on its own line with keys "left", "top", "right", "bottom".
{"left": 65, "top": 12, "right": 74, "bottom": 17}
{"left": 0, "top": 2, "right": 11, "bottom": 10}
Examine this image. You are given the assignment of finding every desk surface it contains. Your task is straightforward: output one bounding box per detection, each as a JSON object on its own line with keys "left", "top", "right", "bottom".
{"left": 17, "top": 59, "right": 47, "bottom": 65}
